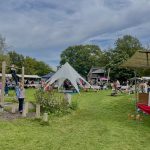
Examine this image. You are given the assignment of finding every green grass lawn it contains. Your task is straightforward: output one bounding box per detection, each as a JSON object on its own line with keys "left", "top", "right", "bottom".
{"left": 1, "top": 90, "right": 150, "bottom": 150}
{"left": 5, "top": 88, "right": 37, "bottom": 102}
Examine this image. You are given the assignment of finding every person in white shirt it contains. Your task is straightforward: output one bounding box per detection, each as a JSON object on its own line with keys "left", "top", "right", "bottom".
{"left": 17, "top": 82, "right": 25, "bottom": 113}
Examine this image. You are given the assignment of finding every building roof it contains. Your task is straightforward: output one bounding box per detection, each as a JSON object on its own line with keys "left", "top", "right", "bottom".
{"left": 0, "top": 73, "right": 41, "bottom": 79}
{"left": 92, "top": 68, "right": 105, "bottom": 74}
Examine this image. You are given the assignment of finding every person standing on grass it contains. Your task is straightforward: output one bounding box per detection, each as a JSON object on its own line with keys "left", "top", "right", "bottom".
{"left": 111, "top": 80, "right": 117, "bottom": 95}
{"left": 4, "top": 79, "right": 9, "bottom": 96}
{"left": 18, "top": 82, "right": 25, "bottom": 113}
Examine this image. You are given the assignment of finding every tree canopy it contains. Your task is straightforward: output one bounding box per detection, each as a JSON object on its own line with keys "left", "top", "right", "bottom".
{"left": 104, "top": 35, "right": 144, "bottom": 80}
{"left": 8, "top": 51, "right": 53, "bottom": 75}
{"left": 0, "top": 34, "right": 54, "bottom": 76}
{"left": 60, "top": 45, "right": 104, "bottom": 77}
{"left": 0, "top": 33, "right": 148, "bottom": 80}
{"left": 60, "top": 35, "right": 146, "bottom": 81}
{"left": 0, "top": 35, "right": 10, "bottom": 71}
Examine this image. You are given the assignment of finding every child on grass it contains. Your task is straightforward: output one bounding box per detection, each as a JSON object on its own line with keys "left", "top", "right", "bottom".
{"left": 18, "top": 82, "right": 25, "bottom": 113}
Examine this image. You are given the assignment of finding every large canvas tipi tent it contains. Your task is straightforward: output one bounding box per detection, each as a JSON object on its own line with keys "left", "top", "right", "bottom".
{"left": 45, "top": 62, "right": 92, "bottom": 93}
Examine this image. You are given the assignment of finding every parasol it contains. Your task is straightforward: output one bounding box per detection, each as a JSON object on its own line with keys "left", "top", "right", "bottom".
{"left": 121, "top": 50, "right": 150, "bottom": 68}
{"left": 121, "top": 50, "right": 150, "bottom": 110}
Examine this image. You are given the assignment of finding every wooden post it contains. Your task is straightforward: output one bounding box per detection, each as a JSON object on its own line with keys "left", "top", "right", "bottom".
{"left": 22, "top": 110, "right": 26, "bottom": 117}
{"left": 25, "top": 102, "right": 28, "bottom": 114}
{"left": 148, "top": 92, "right": 150, "bottom": 106}
{"left": 21, "top": 66, "right": 26, "bottom": 117}
{"left": 36, "top": 104, "right": 40, "bottom": 118}
{"left": 1, "top": 61, "right": 6, "bottom": 108}
{"left": 22, "top": 102, "right": 29, "bottom": 117}
{"left": 11, "top": 104, "right": 16, "bottom": 113}
{"left": 64, "top": 93, "right": 72, "bottom": 105}
{"left": 0, "top": 106, "right": 3, "bottom": 112}
{"left": 22, "top": 67, "right": 24, "bottom": 87}
{"left": 107, "top": 68, "right": 110, "bottom": 85}
{"left": 43, "top": 113, "right": 48, "bottom": 122}
{"left": 134, "top": 70, "right": 139, "bottom": 112}
{"left": 22, "top": 102, "right": 27, "bottom": 117}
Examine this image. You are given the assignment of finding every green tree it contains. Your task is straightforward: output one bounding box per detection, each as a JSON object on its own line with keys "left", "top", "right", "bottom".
{"left": 8, "top": 51, "right": 53, "bottom": 75}
{"left": 105, "top": 35, "right": 143, "bottom": 81}
{"left": 60, "top": 45, "right": 103, "bottom": 77}
{"left": 24, "top": 56, "right": 37, "bottom": 75}
{"left": 24, "top": 56, "right": 53, "bottom": 75}
{"left": 114, "top": 35, "right": 142, "bottom": 59}
{"left": 0, "top": 35, "right": 10, "bottom": 71}
{"left": 0, "top": 35, "right": 53, "bottom": 75}
{"left": 8, "top": 51, "right": 24, "bottom": 73}
{"left": 35, "top": 61, "right": 53, "bottom": 76}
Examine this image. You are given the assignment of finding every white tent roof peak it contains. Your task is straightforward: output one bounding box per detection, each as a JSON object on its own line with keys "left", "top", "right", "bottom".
{"left": 45, "top": 62, "right": 92, "bottom": 93}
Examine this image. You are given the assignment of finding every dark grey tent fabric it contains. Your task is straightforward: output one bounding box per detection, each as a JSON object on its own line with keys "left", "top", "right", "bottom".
{"left": 41, "top": 72, "right": 54, "bottom": 79}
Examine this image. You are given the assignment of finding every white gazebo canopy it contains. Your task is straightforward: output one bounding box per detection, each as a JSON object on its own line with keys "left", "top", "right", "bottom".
{"left": 45, "top": 62, "right": 92, "bottom": 93}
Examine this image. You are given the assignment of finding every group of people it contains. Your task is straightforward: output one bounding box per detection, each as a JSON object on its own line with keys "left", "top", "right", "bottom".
{"left": 110, "top": 79, "right": 150, "bottom": 96}
{"left": 89, "top": 79, "right": 108, "bottom": 90}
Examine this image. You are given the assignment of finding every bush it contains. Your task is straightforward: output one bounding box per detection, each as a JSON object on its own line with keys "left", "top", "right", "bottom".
{"left": 34, "top": 89, "right": 72, "bottom": 114}
{"left": 70, "top": 99, "right": 78, "bottom": 110}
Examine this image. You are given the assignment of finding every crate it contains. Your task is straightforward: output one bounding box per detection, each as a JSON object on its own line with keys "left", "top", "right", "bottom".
{"left": 138, "top": 93, "right": 149, "bottom": 105}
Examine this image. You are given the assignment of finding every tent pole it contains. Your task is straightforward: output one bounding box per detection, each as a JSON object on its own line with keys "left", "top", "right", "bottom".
{"left": 134, "top": 70, "right": 138, "bottom": 111}
{"left": 22, "top": 66, "right": 24, "bottom": 87}
{"left": 1, "top": 61, "right": 6, "bottom": 108}
{"left": 107, "top": 68, "right": 110, "bottom": 85}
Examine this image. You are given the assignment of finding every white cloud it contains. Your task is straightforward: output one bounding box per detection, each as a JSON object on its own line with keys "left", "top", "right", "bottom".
{"left": 0, "top": 0, "right": 150, "bottom": 67}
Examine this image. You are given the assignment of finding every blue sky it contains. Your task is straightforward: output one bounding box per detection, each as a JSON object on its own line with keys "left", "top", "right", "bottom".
{"left": 0, "top": 0, "right": 150, "bottom": 69}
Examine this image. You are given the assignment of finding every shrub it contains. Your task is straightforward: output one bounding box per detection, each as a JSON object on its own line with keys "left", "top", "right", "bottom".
{"left": 70, "top": 99, "right": 78, "bottom": 110}
{"left": 34, "top": 89, "right": 71, "bottom": 114}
